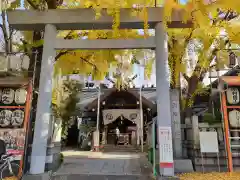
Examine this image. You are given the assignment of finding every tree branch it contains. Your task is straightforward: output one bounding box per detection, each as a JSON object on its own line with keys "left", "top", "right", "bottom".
{"left": 55, "top": 51, "right": 69, "bottom": 60}
{"left": 182, "top": 73, "right": 190, "bottom": 82}
{"left": 26, "top": 0, "right": 38, "bottom": 9}
{"left": 20, "top": 38, "right": 31, "bottom": 58}
{"left": 80, "top": 55, "right": 98, "bottom": 71}
{"left": 54, "top": 31, "right": 77, "bottom": 60}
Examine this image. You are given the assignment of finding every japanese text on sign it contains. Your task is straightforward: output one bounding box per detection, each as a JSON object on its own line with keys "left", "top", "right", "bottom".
{"left": 158, "top": 127, "right": 173, "bottom": 168}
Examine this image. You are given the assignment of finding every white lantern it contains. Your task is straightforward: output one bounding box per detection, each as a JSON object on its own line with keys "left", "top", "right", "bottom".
{"left": 226, "top": 88, "right": 240, "bottom": 104}
{"left": 0, "top": 110, "right": 12, "bottom": 127}
{"left": 229, "top": 110, "right": 240, "bottom": 128}
{"left": 2, "top": 88, "right": 14, "bottom": 104}
{"left": 11, "top": 110, "right": 24, "bottom": 126}
{"left": 14, "top": 88, "right": 27, "bottom": 104}
{"left": 9, "top": 55, "right": 21, "bottom": 71}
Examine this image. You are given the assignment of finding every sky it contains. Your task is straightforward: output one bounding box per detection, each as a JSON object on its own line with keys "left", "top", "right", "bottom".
{"left": 179, "top": 0, "right": 188, "bottom": 4}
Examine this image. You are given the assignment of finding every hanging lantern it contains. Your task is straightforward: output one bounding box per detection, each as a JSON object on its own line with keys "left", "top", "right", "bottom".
{"left": 229, "top": 110, "right": 240, "bottom": 128}
{"left": 0, "top": 54, "right": 8, "bottom": 72}
{"left": 8, "top": 55, "right": 30, "bottom": 71}
{"left": 11, "top": 110, "right": 24, "bottom": 126}
{"left": 21, "top": 55, "right": 30, "bottom": 70}
{"left": 2, "top": 88, "right": 14, "bottom": 104}
{"left": 229, "top": 52, "right": 236, "bottom": 68}
{"left": 226, "top": 88, "right": 240, "bottom": 104}
{"left": 0, "top": 110, "right": 12, "bottom": 127}
{"left": 14, "top": 88, "right": 27, "bottom": 104}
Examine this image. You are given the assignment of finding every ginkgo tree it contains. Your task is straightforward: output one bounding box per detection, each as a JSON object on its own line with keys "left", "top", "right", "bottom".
{"left": 162, "top": 0, "right": 240, "bottom": 115}
{"left": 11, "top": 1, "right": 156, "bottom": 86}
{"left": 4, "top": 0, "right": 240, "bottom": 116}
{"left": 3, "top": 0, "right": 156, "bottom": 125}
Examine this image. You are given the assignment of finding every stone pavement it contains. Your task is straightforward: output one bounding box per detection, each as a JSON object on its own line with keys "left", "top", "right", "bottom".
{"left": 51, "top": 150, "right": 152, "bottom": 180}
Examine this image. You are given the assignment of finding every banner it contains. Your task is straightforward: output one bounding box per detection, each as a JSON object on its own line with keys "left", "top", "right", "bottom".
{"left": 102, "top": 109, "right": 140, "bottom": 125}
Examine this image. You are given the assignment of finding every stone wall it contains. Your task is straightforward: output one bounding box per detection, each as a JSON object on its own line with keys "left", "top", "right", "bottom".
{"left": 146, "top": 115, "right": 240, "bottom": 172}
{"left": 182, "top": 116, "right": 240, "bottom": 172}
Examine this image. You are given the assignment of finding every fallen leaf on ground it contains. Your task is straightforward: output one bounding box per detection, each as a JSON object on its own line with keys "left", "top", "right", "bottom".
{"left": 178, "top": 172, "right": 240, "bottom": 180}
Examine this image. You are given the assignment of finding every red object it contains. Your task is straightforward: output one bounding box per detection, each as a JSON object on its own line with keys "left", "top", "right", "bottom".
{"left": 7, "top": 150, "right": 24, "bottom": 155}
{"left": 160, "top": 162, "right": 173, "bottom": 168}
{"left": 93, "top": 145, "right": 104, "bottom": 152}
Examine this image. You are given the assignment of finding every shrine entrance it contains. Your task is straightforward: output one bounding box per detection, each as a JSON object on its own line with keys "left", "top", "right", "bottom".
{"left": 85, "top": 89, "right": 155, "bottom": 148}
{"left": 105, "top": 114, "right": 136, "bottom": 145}
{"left": 102, "top": 108, "right": 141, "bottom": 146}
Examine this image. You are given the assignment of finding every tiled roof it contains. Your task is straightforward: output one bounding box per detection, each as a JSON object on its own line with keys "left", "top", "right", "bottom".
{"left": 76, "top": 88, "right": 157, "bottom": 110}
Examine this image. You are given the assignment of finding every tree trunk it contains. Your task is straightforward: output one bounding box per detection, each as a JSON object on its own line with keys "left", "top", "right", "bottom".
{"left": 184, "top": 75, "right": 199, "bottom": 118}
{"left": 28, "top": 31, "right": 43, "bottom": 121}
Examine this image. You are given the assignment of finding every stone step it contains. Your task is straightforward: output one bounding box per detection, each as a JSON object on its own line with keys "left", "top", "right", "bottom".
{"left": 51, "top": 174, "right": 151, "bottom": 180}
{"left": 103, "top": 145, "right": 139, "bottom": 152}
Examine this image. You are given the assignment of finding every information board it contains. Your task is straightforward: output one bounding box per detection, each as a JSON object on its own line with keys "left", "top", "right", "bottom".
{"left": 199, "top": 131, "right": 219, "bottom": 153}
{"left": 158, "top": 127, "right": 174, "bottom": 168}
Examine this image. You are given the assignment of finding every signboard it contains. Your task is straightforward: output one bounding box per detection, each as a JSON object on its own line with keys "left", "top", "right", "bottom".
{"left": 158, "top": 127, "right": 174, "bottom": 168}
{"left": 93, "top": 131, "right": 99, "bottom": 147}
{"left": 170, "top": 90, "right": 182, "bottom": 158}
{"left": 0, "top": 128, "right": 25, "bottom": 160}
{"left": 199, "top": 131, "right": 219, "bottom": 153}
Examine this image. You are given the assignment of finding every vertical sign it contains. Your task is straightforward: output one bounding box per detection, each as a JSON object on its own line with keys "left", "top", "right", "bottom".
{"left": 170, "top": 90, "right": 182, "bottom": 158}
{"left": 159, "top": 127, "right": 174, "bottom": 168}
{"left": 93, "top": 130, "right": 99, "bottom": 147}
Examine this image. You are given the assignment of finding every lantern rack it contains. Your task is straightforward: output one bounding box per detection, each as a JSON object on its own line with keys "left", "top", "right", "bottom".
{"left": 0, "top": 76, "right": 32, "bottom": 178}
{"left": 219, "top": 76, "right": 240, "bottom": 173}
{"left": 0, "top": 106, "right": 25, "bottom": 109}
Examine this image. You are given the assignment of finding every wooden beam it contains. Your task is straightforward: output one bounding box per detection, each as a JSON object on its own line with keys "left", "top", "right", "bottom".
{"left": 0, "top": 77, "right": 29, "bottom": 87}
{"left": 7, "top": 8, "right": 192, "bottom": 30}
{"left": 55, "top": 37, "right": 156, "bottom": 49}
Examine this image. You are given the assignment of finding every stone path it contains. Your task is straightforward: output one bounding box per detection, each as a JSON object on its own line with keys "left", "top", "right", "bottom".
{"left": 51, "top": 150, "right": 152, "bottom": 180}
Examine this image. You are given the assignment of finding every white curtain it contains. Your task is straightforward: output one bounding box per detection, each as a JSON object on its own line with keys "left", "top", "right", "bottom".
{"left": 102, "top": 109, "right": 141, "bottom": 145}
{"left": 102, "top": 109, "right": 140, "bottom": 125}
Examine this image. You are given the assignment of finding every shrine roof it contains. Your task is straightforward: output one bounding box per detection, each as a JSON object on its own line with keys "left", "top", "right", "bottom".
{"left": 76, "top": 88, "right": 156, "bottom": 111}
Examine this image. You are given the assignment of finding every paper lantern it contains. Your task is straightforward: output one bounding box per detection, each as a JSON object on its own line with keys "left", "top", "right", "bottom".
{"left": 2, "top": 88, "right": 14, "bottom": 104}
{"left": 229, "top": 110, "right": 240, "bottom": 128}
{"left": 11, "top": 110, "right": 24, "bottom": 126}
{"left": 226, "top": 88, "right": 240, "bottom": 104}
{"left": 14, "top": 88, "right": 27, "bottom": 104}
{"left": 8, "top": 55, "right": 30, "bottom": 71}
{"left": 229, "top": 52, "right": 236, "bottom": 68}
{"left": 0, "top": 110, "right": 12, "bottom": 127}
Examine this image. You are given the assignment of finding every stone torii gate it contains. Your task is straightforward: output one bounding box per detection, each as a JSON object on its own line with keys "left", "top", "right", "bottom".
{"left": 7, "top": 7, "right": 191, "bottom": 178}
